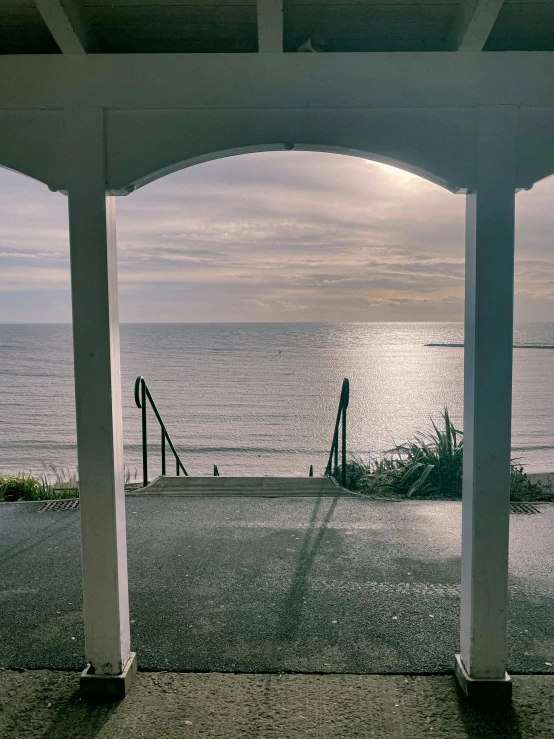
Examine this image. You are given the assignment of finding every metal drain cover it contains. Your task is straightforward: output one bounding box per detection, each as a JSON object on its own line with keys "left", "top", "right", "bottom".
{"left": 39, "top": 499, "right": 80, "bottom": 512}
{"left": 510, "top": 502, "right": 541, "bottom": 514}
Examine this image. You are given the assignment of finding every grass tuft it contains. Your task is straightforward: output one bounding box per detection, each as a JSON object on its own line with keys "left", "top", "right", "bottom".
{"left": 1, "top": 463, "right": 139, "bottom": 502}
{"left": 0, "top": 472, "right": 76, "bottom": 502}
{"left": 43, "top": 463, "right": 79, "bottom": 490}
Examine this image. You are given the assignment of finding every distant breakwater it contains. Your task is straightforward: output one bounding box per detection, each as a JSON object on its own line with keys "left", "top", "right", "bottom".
{"left": 426, "top": 344, "right": 554, "bottom": 349}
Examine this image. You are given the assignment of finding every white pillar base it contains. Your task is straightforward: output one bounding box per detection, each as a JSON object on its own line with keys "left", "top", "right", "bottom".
{"left": 80, "top": 652, "right": 137, "bottom": 701}
{"left": 454, "top": 654, "right": 512, "bottom": 703}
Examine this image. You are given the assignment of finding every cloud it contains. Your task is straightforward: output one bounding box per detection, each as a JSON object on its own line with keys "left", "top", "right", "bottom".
{"left": 0, "top": 153, "right": 553, "bottom": 322}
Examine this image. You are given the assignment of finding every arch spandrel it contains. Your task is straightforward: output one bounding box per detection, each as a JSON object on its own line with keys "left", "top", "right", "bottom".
{"left": 2, "top": 106, "right": 554, "bottom": 194}
{"left": 0, "top": 111, "right": 67, "bottom": 191}
{"left": 517, "top": 108, "right": 554, "bottom": 190}
{"left": 105, "top": 109, "right": 478, "bottom": 194}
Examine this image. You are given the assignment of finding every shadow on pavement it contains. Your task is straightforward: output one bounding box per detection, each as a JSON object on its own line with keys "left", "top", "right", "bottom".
{"left": 455, "top": 684, "right": 523, "bottom": 738}
{"left": 40, "top": 690, "right": 119, "bottom": 739}
{"left": 276, "top": 494, "right": 340, "bottom": 642}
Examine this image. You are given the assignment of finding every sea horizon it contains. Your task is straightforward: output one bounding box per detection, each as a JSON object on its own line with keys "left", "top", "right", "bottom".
{"left": 2, "top": 321, "right": 554, "bottom": 479}
{"left": 3, "top": 319, "right": 554, "bottom": 324}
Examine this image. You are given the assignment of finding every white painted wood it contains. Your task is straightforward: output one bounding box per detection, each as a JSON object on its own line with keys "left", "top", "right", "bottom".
{"left": 105, "top": 108, "right": 476, "bottom": 194}
{"left": 460, "top": 106, "right": 516, "bottom": 679}
{"left": 455, "top": 0, "right": 505, "bottom": 51}
{"left": 2, "top": 54, "right": 554, "bottom": 112}
{"left": 34, "top": 0, "right": 90, "bottom": 54}
{"left": 0, "top": 57, "right": 553, "bottom": 193}
{"left": 0, "top": 55, "right": 552, "bottom": 195}
{"left": 66, "top": 108, "right": 131, "bottom": 675}
{"left": 257, "top": 0, "right": 283, "bottom": 52}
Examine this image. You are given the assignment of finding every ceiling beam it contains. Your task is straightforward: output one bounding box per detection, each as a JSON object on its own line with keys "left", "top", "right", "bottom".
{"left": 257, "top": 0, "right": 283, "bottom": 53}
{"left": 455, "top": 0, "right": 505, "bottom": 51}
{"left": 34, "top": 0, "right": 91, "bottom": 54}
{"left": 3, "top": 54, "right": 554, "bottom": 110}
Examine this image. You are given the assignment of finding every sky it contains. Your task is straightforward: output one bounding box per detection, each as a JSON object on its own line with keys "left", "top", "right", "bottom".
{"left": 0, "top": 151, "right": 553, "bottom": 323}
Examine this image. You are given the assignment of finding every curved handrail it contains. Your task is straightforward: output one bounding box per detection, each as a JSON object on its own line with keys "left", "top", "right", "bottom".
{"left": 325, "top": 378, "right": 349, "bottom": 486}
{"left": 134, "top": 376, "right": 188, "bottom": 486}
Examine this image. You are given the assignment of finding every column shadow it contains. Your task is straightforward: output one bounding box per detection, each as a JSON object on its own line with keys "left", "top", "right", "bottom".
{"left": 276, "top": 493, "right": 340, "bottom": 642}
{"left": 454, "top": 682, "right": 524, "bottom": 739}
{"left": 39, "top": 689, "right": 120, "bottom": 739}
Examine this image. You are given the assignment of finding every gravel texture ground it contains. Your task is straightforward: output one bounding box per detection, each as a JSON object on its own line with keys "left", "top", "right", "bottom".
{"left": 1, "top": 669, "right": 554, "bottom": 738}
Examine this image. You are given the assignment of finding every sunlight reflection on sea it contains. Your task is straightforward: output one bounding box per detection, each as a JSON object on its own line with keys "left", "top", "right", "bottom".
{"left": 1, "top": 322, "right": 553, "bottom": 478}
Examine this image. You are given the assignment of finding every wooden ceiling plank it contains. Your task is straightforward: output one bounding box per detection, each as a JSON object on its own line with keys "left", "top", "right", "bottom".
{"left": 86, "top": 6, "right": 255, "bottom": 23}
{"left": 455, "top": 0, "right": 505, "bottom": 51}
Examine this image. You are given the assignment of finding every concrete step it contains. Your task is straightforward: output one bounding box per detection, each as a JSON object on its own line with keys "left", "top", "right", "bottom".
{"left": 130, "top": 476, "right": 355, "bottom": 497}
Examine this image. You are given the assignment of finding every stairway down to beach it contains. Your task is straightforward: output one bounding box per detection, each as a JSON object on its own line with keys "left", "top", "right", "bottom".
{"left": 132, "top": 476, "right": 355, "bottom": 497}
{"left": 133, "top": 376, "right": 353, "bottom": 497}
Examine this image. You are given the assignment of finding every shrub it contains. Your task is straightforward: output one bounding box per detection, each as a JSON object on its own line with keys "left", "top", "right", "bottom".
{"left": 509, "top": 463, "right": 548, "bottom": 501}
{"left": 0, "top": 471, "right": 81, "bottom": 502}
{"left": 1, "top": 463, "right": 138, "bottom": 502}
{"left": 0, "top": 472, "right": 52, "bottom": 502}
{"left": 335, "top": 408, "right": 551, "bottom": 501}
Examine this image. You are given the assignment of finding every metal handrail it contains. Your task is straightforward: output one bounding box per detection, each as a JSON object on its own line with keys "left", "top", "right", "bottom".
{"left": 325, "top": 378, "right": 349, "bottom": 486}
{"left": 134, "top": 376, "right": 188, "bottom": 487}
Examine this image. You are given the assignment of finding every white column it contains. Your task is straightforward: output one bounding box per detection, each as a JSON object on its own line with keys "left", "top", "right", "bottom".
{"left": 66, "top": 108, "right": 131, "bottom": 676}
{"left": 458, "top": 107, "right": 516, "bottom": 686}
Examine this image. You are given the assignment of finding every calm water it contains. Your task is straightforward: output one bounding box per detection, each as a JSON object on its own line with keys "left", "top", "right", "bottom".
{"left": 1, "top": 322, "right": 554, "bottom": 479}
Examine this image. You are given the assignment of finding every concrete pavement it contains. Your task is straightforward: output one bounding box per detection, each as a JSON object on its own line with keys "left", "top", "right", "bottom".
{"left": 2, "top": 670, "right": 554, "bottom": 738}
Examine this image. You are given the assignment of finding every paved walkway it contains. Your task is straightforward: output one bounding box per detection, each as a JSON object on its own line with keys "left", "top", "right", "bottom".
{"left": 1, "top": 670, "right": 554, "bottom": 738}
{"left": 1, "top": 497, "right": 554, "bottom": 673}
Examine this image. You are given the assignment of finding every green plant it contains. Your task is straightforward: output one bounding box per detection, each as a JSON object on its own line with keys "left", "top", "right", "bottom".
{"left": 336, "top": 408, "right": 551, "bottom": 501}
{"left": 509, "top": 463, "right": 549, "bottom": 501}
{"left": 0, "top": 472, "right": 53, "bottom": 502}
{"left": 0, "top": 462, "right": 141, "bottom": 503}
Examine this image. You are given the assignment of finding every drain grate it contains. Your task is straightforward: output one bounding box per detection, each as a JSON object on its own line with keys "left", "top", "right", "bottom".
{"left": 510, "top": 502, "right": 541, "bottom": 514}
{"left": 39, "top": 499, "right": 80, "bottom": 512}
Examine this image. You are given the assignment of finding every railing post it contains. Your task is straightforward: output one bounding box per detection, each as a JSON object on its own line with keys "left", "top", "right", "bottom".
{"left": 325, "top": 378, "right": 349, "bottom": 480}
{"left": 341, "top": 406, "right": 347, "bottom": 487}
{"left": 141, "top": 379, "right": 147, "bottom": 487}
{"left": 135, "top": 376, "right": 188, "bottom": 479}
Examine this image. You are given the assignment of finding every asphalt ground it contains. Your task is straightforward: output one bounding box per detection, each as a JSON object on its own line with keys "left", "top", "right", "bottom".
{"left": 1, "top": 497, "right": 554, "bottom": 674}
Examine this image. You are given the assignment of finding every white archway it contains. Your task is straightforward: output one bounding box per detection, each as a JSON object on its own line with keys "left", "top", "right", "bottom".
{"left": 118, "top": 144, "right": 466, "bottom": 195}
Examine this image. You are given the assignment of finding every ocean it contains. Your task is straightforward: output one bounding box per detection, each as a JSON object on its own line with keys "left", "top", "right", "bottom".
{"left": 1, "top": 322, "right": 554, "bottom": 480}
